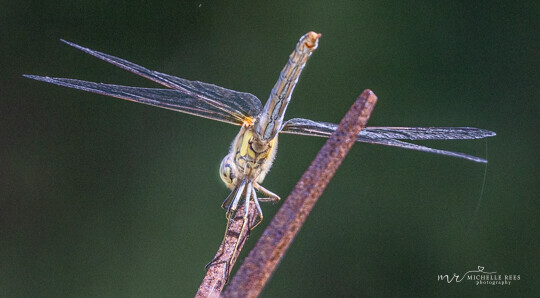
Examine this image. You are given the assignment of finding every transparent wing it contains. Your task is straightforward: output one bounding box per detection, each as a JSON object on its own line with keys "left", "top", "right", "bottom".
{"left": 360, "top": 126, "right": 496, "bottom": 140}
{"left": 283, "top": 118, "right": 496, "bottom": 140}
{"left": 23, "top": 75, "right": 242, "bottom": 125}
{"left": 281, "top": 118, "right": 496, "bottom": 163}
{"left": 28, "top": 39, "right": 264, "bottom": 124}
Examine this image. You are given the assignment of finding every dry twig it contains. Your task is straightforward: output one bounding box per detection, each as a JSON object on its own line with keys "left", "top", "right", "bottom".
{"left": 195, "top": 201, "right": 258, "bottom": 297}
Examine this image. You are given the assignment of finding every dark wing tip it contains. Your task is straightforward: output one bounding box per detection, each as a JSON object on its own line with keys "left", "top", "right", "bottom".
{"left": 60, "top": 39, "right": 86, "bottom": 51}
{"left": 23, "top": 75, "right": 72, "bottom": 86}
{"left": 60, "top": 38, "right": 73, "bottom": 45}
{"left": 465, "top": 127, "right": 497, "bottom": 139}
{"left": 475, "top": 157, "right": 488, "bottom": 164}
{"left": 469, "top": 127, "right": 496, "bottom": 138}
{"left": 23, "top": 74, "right": 46, "bottom": 80}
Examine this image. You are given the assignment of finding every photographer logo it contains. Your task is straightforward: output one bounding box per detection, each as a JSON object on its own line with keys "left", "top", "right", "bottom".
{"left": 438, "top": 266, "right": 520, "bottom": 286}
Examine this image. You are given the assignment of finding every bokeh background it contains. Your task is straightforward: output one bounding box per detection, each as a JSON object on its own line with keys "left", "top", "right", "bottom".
{"left": 2, "top": 1, "right": 538, "bottom": 297}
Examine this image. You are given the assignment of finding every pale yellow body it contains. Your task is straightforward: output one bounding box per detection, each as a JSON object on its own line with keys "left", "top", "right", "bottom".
{"left": 220, "top": 121, "right": 278, "bottom": 189}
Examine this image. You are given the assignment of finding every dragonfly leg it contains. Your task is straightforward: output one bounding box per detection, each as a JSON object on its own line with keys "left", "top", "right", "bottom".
{"left": 227, "top": 182, "right": 252, "bottom": 279}
{"left": 226, "top": 180, "right": 246, "bottom": 216}
{"left": 205, "top": 181, "right": 246, "bottom": 273}
{"left": 220, "top": 190, "right": 234, "bottom": 210}
{"left": 254, "top": 182, "right": 281, "bottom": 203}
{"left": 250, "top": 187, "right": 264, "bottom": 231}
{"left": 204, "top": 212, "right": 232, "bottom": 271}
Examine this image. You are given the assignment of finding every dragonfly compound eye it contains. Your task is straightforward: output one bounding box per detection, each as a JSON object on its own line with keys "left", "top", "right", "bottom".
{"left": 219, "top": 153, "right": 237, "bottom": 188}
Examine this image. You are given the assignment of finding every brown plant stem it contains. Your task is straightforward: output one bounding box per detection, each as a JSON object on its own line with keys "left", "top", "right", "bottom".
{"left": 222, "top": 89, "right": 378, "bottom": 297}
{"left": 195, "top": 201, "right": 258, "bottom": 297}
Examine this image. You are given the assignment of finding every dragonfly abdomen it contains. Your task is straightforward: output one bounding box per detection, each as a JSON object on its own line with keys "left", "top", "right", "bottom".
{"left": 255, "top": 32, "right": 321, "bottom": 141}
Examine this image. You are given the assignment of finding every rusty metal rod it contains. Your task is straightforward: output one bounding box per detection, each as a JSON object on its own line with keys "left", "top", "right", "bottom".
{"left": 222, "top": 89, "right": 378, "bottom": 297}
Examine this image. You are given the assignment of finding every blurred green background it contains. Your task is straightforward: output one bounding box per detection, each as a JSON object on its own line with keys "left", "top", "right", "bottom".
{"left": 2, "top": 1, "right": 538, "bottom": 297}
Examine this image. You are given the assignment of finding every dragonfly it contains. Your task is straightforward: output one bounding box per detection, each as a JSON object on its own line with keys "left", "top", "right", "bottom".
{"left": 24, "top": 31, "right": 495, "bottom": 273}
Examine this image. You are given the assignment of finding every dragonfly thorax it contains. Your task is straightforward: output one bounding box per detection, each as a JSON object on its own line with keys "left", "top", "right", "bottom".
{"left": 219, "top": 124, "right": 277, "bottom": 189}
